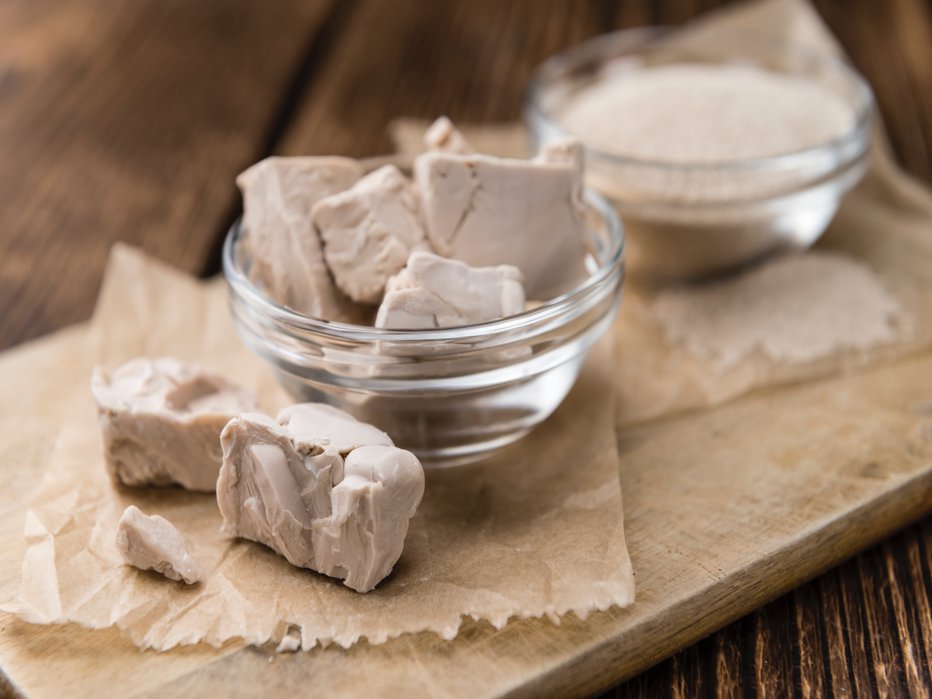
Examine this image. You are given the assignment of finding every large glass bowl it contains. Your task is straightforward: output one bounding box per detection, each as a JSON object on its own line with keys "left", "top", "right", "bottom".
{"left": 223, "top": 190, "right": 624, "bottom": 468}
{"left": 524, "top": 27, "right": 874, "bottom": 280}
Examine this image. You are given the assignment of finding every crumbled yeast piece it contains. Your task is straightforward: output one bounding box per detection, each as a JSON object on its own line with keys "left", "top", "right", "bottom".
{"left": 375, "top": 250, "right": 526, "bottom": 329}
{"left": 424, "top": 116, "right": 474, "bottom": 154}
{"left": 535, "top": 137, "right": 585, "bottom": 174}
{"left": 217, "top": 404, "right": 424, "bottom": 593}
{"left": 91, "top": 358, "right": 256, "bottom": 492}
{"left": 276, "top": 403, "right": 394, "bottom": 456}
{"left": 413, "top": 145, "right": 588, "bottom": 299}
{"left": 312, "top": 165, "right": 428, "bottom": 304}
{"left": 115, "top": 505, "right": 202, "bottom": 584}
{"left": 276, "top": 629, "right": 302, "bottom": 653}
{"left": 236, "top": 156, "right": 365, "bottom": 321}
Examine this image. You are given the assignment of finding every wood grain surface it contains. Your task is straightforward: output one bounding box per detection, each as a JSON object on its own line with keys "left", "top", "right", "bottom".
{"left": 0, "top": 0, "right": 337, "bottom": 349}
{"left": 1, "top": 0, "right": 931, "bottom": 697}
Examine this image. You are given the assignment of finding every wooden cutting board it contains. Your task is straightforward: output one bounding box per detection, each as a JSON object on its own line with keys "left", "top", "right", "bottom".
{"left": 1, "top": 324, "right": 931, "bottom": 699}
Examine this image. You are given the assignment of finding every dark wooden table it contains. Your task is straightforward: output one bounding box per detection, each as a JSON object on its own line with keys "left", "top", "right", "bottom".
{"left": 2, "top": 1, "right": 931, "bottom": 696}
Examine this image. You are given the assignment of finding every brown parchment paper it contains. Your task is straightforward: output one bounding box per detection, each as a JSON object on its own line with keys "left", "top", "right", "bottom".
{"left": 391, "top": 0, "right": 932, "bottom": 430}
{"left": 9, "top": 245, "right": 634, "bottom": 651}
{"left": 0, "top": 327, "right": 94, "bottom": 609}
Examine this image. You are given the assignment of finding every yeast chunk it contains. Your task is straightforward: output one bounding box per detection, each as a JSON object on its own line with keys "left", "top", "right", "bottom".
{"left": 237, "top": 156, "right": 364, "bottom": 320}
{"left": 115, "top": 505, "right": 202, "bottom": 584}
{"left": 92, "top": 358, "right": 255, "bottom": 492}
{"left": 313, "top": 165, "right": 428, "bottom": 304}
{"left": 217, "top": 404, "right": 424, "bottom": 593}
{"left": 414, "top": 147, "right": 587, "bottom": 299}
{"left": 376, "top": 251, "right": 525, "bottom": 329}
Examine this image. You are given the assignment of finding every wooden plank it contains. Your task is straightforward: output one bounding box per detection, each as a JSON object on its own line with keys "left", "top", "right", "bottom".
{"left": 813, "top": 0, "right": 932, "bottom": 182}
{"left": 3, "top": 313, "right": 931, "bottom": 698}
{"left": 0, "top": 0, "right": 339, "bottom": 350}
{"left": 793, "top": 584, "right": 830, "bottom": 698}
{"left": 277, "top": 0, "right": 620, "bottom": 157}
{"left": 819, "top": 570, "right": 859, "bottom": 697}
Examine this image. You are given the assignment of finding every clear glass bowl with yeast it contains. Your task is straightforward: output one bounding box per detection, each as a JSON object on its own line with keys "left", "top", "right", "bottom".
{"left": 524, "top": 27, "right": 875, "bottom": 280}
{"left": 223, "top": 190, "right": 624, "bottom": 468}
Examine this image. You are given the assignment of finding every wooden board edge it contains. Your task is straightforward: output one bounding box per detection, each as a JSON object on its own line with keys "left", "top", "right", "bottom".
{"left": 507, "top": 467, "right": 932, "bottom": 699}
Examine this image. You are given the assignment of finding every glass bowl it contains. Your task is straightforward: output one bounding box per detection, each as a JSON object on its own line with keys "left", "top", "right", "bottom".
{"left": 524, "top": 27, "right": 874, "bottom": 280}
{"left": 223, "top": 190, "right": 624, "bottom": 468}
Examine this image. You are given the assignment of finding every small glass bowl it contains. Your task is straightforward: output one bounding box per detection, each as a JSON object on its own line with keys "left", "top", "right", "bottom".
{"left": 223, "top": 190, "right": 624, "bottom": 468}
{"left": 524, "top": 27, "right": 874, "bottom": 280}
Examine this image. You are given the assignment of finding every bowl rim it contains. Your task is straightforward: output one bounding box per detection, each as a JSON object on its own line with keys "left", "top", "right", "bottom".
{"left": 223, "top": 188, "right": 624, "bottom": 344}
{"left": 523, "top": 25, "right": 876, "bottom": 174}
